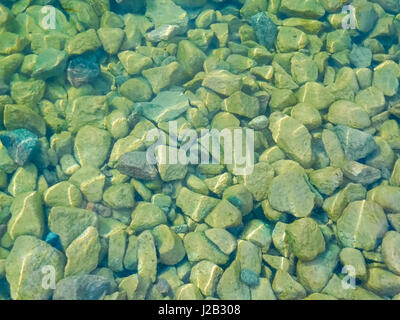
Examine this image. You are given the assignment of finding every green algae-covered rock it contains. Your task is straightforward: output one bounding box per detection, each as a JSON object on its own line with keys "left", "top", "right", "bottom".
{"left": 269, "top": 170, "right": 315, "bottom": 218}
{"left": 297, "top": 243, "right": 340, "bottom": 292}
{"left": 8, "top": 163, "right": 38, "bottom": 197}
{"left": 43, "top": 181, "right": 82, "bottom": 208}
{"left": 119, "top": 78, "right": 153, "bottom": 103}
{"left": 184, "top": 231, "right": 229, "bottom": 265}
{"left": 31, "top": 48, "right": 67, "bottom": 80}
{"left": 142, "top": 62, "right": 184, "bottom": 94}
{"left": 202, "top": 70, "right": 242, "bottom": 96}
{"left": 367, "top": 185, "right": 400, "bottom": 212}
{"left": 276, "top": 27, "right": 308, "bottom": 53}
{"left": 309, "top": 167, "right": 343, "bottom": 196}
{"left": 64, "top": 226, "right": 101, "bottom": 277}
{"left": 8, "top": 191, "right": 44, "bottom": 240}
{"left": 4, "top": 104, "right": 46, "bottom": 136}
{"left": 97, "top": 27, "right": 125, "bottom": 55}
{"left": 118, "top": 51, "right": 153, "bottom": 75}
{"left": 66, "top": 29, "right": 101, "bottom": 55}
{"left": 337, "top": 200, "right": 388, "bottom": 251}
{"left": 69, "top": 166, "right": 105, "bottom": 202}
{"left": 339, "top": 247, "right": 367, "bottom": 281}
{"left": 269, "top": 112, "right": 313, "bottom": 168}
{"left": 48, "top": 206, "right": 98, "bottom": 249}
{"left": 190, "top": 260, "right": 223, "bottom": 297}
{"left": 382, "top": 231, "right": 400, "bottom": 276}
{"left": 152, "top": 224, "right": 185, "bottom": 265}
{"left": 279, "top": 0, "right": 325, "bottom": 18}
{"left": 217, "top": 260, "right": 251, "bottom": 300}
{"left": 129, "top": 202, "right": 167, "bottom": 234}
{"left": 66, "top": 95, "right": 108, "bottom": 133}
{"left": 223, "top": 91, "right": 260, "bottom": 118}
{"left": 74, "top": 125, "right": 111, "bottom": 168}
{"left": 103, "top": 183, "right": 135, "bottom": 209}
{"left": 272, "top": 270, "right": 307, "bottom": 300}
{"left": 286, "top": 217, "right": 325, "bottom": 261}
{"left": 327, "top": 100, "right": 371, "bottom": 129}
{"left": 204, "top": 199, "right": 242, "bottom": 229}
{"left": 5, "top": 236, "right": 65, "bottom": 300}
{"left": 176, "top": 187, "right": 220, "bottom": 222}
{"left": 142, "top": 90, "right": 189, "bottom": 122}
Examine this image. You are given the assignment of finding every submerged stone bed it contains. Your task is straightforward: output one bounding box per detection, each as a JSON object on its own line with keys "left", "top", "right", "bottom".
{"left": 0, "top": 0, "right": 400, "bottom": 300}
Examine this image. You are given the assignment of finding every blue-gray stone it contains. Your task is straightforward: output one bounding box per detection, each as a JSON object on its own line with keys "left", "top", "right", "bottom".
{"left": 240, "top": 268, "right": 260, "bottom": 287}
{"left": 0, "top": 129, "right": 39, "bottom": 166}
{"left": 250, "top": 12, "right": 277, "bottom": 50}
{"left": 67, "top": 57, "right": 100, "bottom": 88}
{"left": 349, "top": 45, "right": 372, "bottom": 68}
{"left": 333, "top": 125, "right": 377, "bottom": 161}
{"left": 53, "top": 275, "right": 112, "bottom": 300}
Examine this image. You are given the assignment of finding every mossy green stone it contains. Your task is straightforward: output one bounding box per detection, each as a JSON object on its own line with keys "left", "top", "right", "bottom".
{"left": 187, "top": 29, "right": 214, "bottom": 51}
{"left": 327, "top": 100, "right": 371, "bottom": 129}
{"left": 129, "top": 202, "right": 167, "bottom": 234}
{"left": 48, "top": 206, "right": 98, "bottom": 249}
{"left": 222, "top": 184, "right": 253, "bottom": 216}
{"left": 137, "top": 230, "right": 157, "bottom": 283}
{"left": 222, "top": 91, "right": 260, "bottom": 118}
{"left": 10, "top": 79, "right": 45, "bottom": 106}
{"left": 176, "top": 187, "right": 220, "bottom": 222}
{"left": 120, "top": 78, "right": 153, "bottom": 103}
{"left": 241, "top": 220, "right": 272, "bottom": 252}
{"left": 276, "top": 27, "right": 308, "bottom": 53}
{"left": 367, "top": 185, "right": 400, "bottom": 212}
{"left": 337, "top": 200, "right": 388, "bottom": 251}
{"left": 43, "top": 181, "right": 82, "bottom": 208}
{"left": 286, "top": 217, "right": 325, "bottom": 261}
{"left": 103, "top": 183, "right": 135, "bottom": 209}
{"left": 269, "top": 112, "right": 313, "bottom": 168}
{"left": 238, "top": 162, "right": 274, "bottom": 201}
{"left": 204, "top": 228, "right": 237, "bottom": 256}
{"left": 272, "top": 270, "right": 307, "bottom": 300}
{"left": 309, "top": 167, "right": 343, "bottom": 196}
{"left": 142, "top": 62, "right": 184, "bottom": 94}
{"left": 297, "top": 243, "right": 340, "bottom": 292}
{"left": 296, "top": 82, "right": 335, "bottom": 110}
{"left": 152, "top": 224, "right": 185, "bottom": 265}
{"left": 8, "top": 191, "right": 44, "bottom": 240}
{"left": 217, "top": 260, "right": 251, "bottom": 299}
{"left": 8, "top": 163, "right": 37, "bottom": 197}
{"left": 177, "top": 40, "right": 206, "bottom": 79}
{"left": 190, "top": 260, "right": 223, "bottom": 297}
{"left": 290, "top": 103, "right": 322, "bottom": 130}
{"left": 64, "top": 226, "right": 101, "bottom": 277}
{"left": 69, "top": 166, "right": 105, "bottom": 202}
{"left": 97, "top": 27, "right": 125, "bottom": 55}
{"left": 279, "top": 0, "right": 325, "bottom": 18}
{"left": 118, "top": 51, "right": 153, "bottom": 75}
{"left": 204, "top": 199, "right": 242, "bottom": 229}
{"left": 366, "top": 268, "right": 400, "bottom": 297}
{"left": 184, "top": 231, "right": 229, "bottom": 265}
{"left": 291, "top": 53, "right": 318, "bottom": 85}
{"left": 74, "top": 125, "right": 111, "bottom": 168}
{"left": 0, "top": 32, "right": 28, "bottom": 55}
{"left": 202, "top": 70, "right": 242, "bottom": 97}
{"left": 31, "top": 48, "right": 67, "bottom": 80}
{"left": 339, "top": 247, "right": 367, "bottom": 281}
{"left": 382, "top": 231, "right": 400, "bottom": 276}
{"left": 5, "top": 236, "right": 65, "bottom": 300}
{"left": 66, "top": 29, "right": 101, "bottom": 55}
{"left": 66, "top": 95, "right": 108, "bottom": 133}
